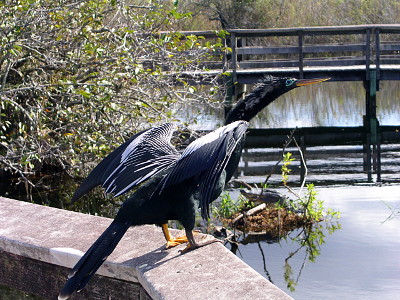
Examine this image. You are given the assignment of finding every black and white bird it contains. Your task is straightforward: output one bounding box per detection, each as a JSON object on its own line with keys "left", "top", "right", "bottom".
{"left": 58, "top": 76, "right": 329, "bottom": 299}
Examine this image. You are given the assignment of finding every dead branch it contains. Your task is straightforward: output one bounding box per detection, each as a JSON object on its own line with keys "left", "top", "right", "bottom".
{"left": 292, "top": 136, "right": 308, "bottom": 193}
{"left": 231, "top": 203, "right": 266, "bottom": 225}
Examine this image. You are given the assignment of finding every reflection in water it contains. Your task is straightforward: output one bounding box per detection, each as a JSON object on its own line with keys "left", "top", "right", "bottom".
{"left": 226, "top": 214, "right": 340, "bottom": 293}
{"left": 176, "top": 81, "right": 400, "bottom": 129}
{"left": 253, "top": 81, "right": 365, "bottom": 128}
{"left": 235, "top": 185, "right": 400, "bottom": 299}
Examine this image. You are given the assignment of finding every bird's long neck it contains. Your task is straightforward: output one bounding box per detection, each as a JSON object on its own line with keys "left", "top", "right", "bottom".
{"left": 224, "top": 83, "right": 282, "bottom": 125}
{"left": 223, "top": 80, "right": 286, "bottom": 183}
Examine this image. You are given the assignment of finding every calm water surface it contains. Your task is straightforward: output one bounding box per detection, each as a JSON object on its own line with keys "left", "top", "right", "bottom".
{"left": 235, "top": 184, "right": 400, "bottom": 299}
{"left": 177, "top": 81, "right": 400, "bottom": 130}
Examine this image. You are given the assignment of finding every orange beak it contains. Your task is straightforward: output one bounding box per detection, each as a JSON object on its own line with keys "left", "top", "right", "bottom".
{"left": 295, "top": 77, "right": 330, "bottom": 86}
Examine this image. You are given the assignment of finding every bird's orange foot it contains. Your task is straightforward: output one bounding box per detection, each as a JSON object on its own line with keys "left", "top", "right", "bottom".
{"left": 165, "top": 236, "right": 189, "bottom": 249}
{"left": 165, "top": 231, "right": 202, "bottom": 248}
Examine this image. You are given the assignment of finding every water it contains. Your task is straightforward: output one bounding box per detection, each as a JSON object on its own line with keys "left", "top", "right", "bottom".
{"left": 176, "top": 81, "right": 400, "bottom": 130}
{"left": 234, "top": 184, "right": 400, "bottom": 299}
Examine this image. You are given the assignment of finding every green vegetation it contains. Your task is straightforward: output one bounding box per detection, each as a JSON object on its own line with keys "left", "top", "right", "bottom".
{"left": 212, "top": 152, "right": 340, "bottom": 231}
{"left": 0, "top": 0, "right": 226, "bottom": 180}
{"left": 177, "top": 0, "right": 400, "bottom": 30}
{"left": 281, "top": 152, "right": 294, "bottom": 186}
{"left": 213, "top": 191, "right": 253, "bottom": 219}
{"left": 212, "top": 152, "right": 341, "bottom": 292}
{"left": 280, "top": 152, "right": 340, "bottom": 223}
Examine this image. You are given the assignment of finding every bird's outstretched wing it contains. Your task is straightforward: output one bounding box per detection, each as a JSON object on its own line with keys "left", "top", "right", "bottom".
{"left": 71, "top": 123, "right": 179, "bottom": 203}
{"left": 159, "top": 120, "right": 249, "bottom": 219}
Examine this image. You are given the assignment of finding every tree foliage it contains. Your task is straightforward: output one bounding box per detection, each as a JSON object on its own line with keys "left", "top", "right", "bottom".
{"left": 0, "top": 0, "right": 226, "bottom": 178}
{"left": 178, "top": 0, "right": 400, "bottom": 30}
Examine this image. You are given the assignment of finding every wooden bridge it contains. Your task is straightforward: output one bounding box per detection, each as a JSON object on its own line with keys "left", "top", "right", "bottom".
{"left": 177, "top": 24, "right": 400, "bottom": 82}
{"left": 173, "top": 24, "right": 400, "bottom": 183}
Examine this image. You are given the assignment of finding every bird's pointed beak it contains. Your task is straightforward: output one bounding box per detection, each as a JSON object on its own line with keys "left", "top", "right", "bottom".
{"left": 295, "top": 77, "right": 330, "bottom": 86}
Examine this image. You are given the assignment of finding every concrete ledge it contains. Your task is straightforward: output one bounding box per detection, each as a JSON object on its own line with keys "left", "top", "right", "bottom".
{"left": 0, "top": 249, "right": 151, "bottom": 300}
{"left": 0, "top": 196, "right": 292, "bottom": 300}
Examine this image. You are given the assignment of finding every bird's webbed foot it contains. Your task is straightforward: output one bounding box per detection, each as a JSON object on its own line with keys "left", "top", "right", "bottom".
{"left": 179, "top": 228, "right": 223, "bottom": 254}
{"left": 166, "top": 235, "right": 189, "bottom": 249}
{"left": 162, "top": 224, "right": 194, "bottom": 249}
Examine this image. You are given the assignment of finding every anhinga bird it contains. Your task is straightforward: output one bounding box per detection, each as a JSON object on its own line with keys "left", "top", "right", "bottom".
{"left": 58, "top": 76, "right": 329, "bottom": 299}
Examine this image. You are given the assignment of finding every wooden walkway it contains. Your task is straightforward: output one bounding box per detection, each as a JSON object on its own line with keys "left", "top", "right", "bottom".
{"left": 174, "top": 24, "right": 400, "bottom": 83}
{"left": 233, "top": 64, "right": 400, "bottom": 83}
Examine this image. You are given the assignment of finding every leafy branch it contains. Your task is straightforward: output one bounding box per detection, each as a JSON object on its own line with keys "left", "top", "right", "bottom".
{"left": 0, "top": 0, "right": 226, "bottom": 179}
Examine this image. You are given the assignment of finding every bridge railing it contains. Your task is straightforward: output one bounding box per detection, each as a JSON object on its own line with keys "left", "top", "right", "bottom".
{"left": 170, "top": 25, "right": 400, "bottom": 82}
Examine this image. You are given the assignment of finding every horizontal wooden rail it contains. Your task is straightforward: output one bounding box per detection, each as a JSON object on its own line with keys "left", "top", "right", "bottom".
{"left": 170, "top": 24, "right": 400, "bottom": 37}
{"left": 237, "top": 44, "right": 367, "bottom": 55}
{"left": 244, "top": 126, "right": 399, "bottom": 148}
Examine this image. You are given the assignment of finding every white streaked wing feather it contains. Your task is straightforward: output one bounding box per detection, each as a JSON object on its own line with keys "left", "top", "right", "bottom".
{"left": 102, "top": 123, "right": 179, "bottom": 196}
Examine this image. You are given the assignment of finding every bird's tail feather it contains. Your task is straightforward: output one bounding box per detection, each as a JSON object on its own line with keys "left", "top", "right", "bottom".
{"left": 58, "top": 220, "right": 131, "bottom": 300}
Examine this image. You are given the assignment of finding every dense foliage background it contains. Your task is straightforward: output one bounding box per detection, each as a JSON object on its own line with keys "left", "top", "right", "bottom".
{"left": 177, "top": 0, "right": 400, "bottom": 30}
{"left": 0, "top": 0, "right": 226, "bottom": 180}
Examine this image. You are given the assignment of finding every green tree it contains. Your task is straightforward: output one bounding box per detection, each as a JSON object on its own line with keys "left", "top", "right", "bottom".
{"left": 0, "top": 0, "right": 225, "bottom": 180}
{"left": 178, "top": 0, "right": 400, "bottom": 30}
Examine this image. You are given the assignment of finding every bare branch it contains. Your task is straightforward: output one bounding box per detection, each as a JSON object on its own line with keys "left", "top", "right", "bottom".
{"left": 0, "top": 158, "right": 36, "bottom": 188}
{"left": 261, "top": 128, "right": 297, "bottom": 189}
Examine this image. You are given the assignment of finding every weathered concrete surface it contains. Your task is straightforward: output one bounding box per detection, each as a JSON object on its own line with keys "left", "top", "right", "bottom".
{"left": 0, "top": 196, "right": 293, "bottom": 300}
{"left": 0, "top": 249, "right": 152, "bottom": 300}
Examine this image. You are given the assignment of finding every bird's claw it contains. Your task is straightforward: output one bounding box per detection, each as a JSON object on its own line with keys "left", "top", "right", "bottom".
{"left": 179, "top": 238, "right": 223, "bottom": 254}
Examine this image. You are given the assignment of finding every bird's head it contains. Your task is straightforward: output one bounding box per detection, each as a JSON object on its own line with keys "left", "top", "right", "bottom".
{"left": 225, "top": 75, "right": 330, "bottom": 124}
{"left": 260, "top": 75, "right": 330, "bottom": 94}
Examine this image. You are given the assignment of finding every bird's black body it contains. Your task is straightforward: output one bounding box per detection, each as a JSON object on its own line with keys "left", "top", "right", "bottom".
{"left": 59, "top": 76, "right": 329, "bottom": 299}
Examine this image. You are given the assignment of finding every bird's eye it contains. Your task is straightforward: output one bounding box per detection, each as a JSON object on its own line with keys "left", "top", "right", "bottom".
{"left": 285, "top": 79, "right": 294, "bottom": 86}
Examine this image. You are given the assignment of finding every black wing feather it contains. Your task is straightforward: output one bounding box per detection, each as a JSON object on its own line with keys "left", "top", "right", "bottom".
{"left": 159, "top": 121, "right": 248, "bottom": 219}
{"left": 198, "top": 124, "right": 248, "bottom": 219}
{"left": 101, "top": 123, "right": 179, "bottom": 196}
{"left": 71, "top": 123, "right": 179, "bottom": 203}
{"left": 104, "top": 154, "right": 179, "bottom": 196}
{"left": 71, "top": 129, "right": 150, "bottom": 203}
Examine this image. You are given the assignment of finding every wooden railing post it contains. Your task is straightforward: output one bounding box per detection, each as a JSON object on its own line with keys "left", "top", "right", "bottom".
{"left": 376, "top": 129, "right": 382, "bottom": 182}
{"left": 375, "top": 28, "right": 381, "bottom": 86}
{"left": 300, "top": 136, "right": 306, "bottom": 183}
{"left": 365, "top": 28, "right": 371, "bottom": 80}
{"left": 230, "top": 31, "right": 237, "bottom": 84}
{"left": 364, "top": 69, "right": 380, "bottom": 182}
{"left": 298, "top": 30, "right": 304, "bottom": 79}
